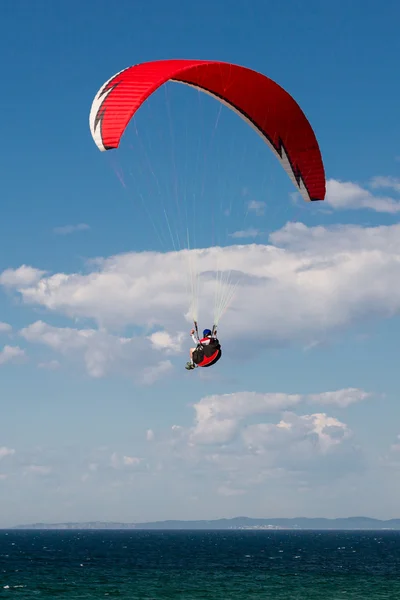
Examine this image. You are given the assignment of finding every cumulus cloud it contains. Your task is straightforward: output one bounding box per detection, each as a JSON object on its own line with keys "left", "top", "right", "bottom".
{"left": 247, "top": 200, "right": 266, "bottom": 216}
{"left": 217, "top": 484, "right": 246, "bottom": 496}
{"left": 24, "top": 465, "right": 52, "bottom": 476}
{"left": 111, "top": 453, "right": 142, "bottom": 469}
{"left": 0, "top": 265, "right": 46, "bottom": 287}
{"left": 390, "top": 436, "right": 400, "bottom": 453}
{"left": 0, "top": 447, "right": 15, "bottom": 460}
{"left": 190, "top": 392, "right": 302, "bottom": 445}
{"left": 370, "top": 176, "right": 400, "bottom": 193}
{"left": 0, "top": 322, "right": 12, "bottom": 334}
{"left": 0, "top": 345, "right": 25, "bottom": 365}
{"left": 326, "top": 178, "right": 400, "bottom": 213}
{"left": 141, "top": 360, "right": 173, "bottom": 385}
{"left": 150, "top": 387, "right": 363, "bottom": 497}
{"left": 189, "top": 388, "right": 368, "bottom": 446}
{"left": 242, "top": 412, "right": 350, "bottom": 455}
{"left": 38, "top": 359, "right": 61, "bottom": 370}
{"left": 307, "top": 388, "right": 371, "bottom": 408}
{"left": 229, "top": 228, "right": 262, "bottom": 239}
{"left": 120, "top": 387, "right": 362, "bottom": 502}
{"left": 0, "top": 380, "right": 367, "bottom": 522}
{"left": 20, "top": 321, "right": 174, "bottom": 382}
{"left": 4, "top": 251, "right": 193, "bottom": 329}
{"left": 146, "top": 429, "right": 155, "bottom": 442}
{"left": 3, "top": 218, "right": 400, "bottom": 379}
{"left": 3, "top": 222, "right": 400, "bottom": 339}
{"left": 122, "top": 456, "right": 142, "bottom": 467}
{"left": 148, "top": 331, "right": 184, "bottom": 354}
{"left": 53, "top": 223, "right": 90, "bottom": 235}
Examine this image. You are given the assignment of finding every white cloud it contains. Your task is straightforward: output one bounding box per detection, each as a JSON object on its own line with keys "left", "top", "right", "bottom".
{"left": 4, "top": 251, "right": 194, "bottom": 329}
{"left": 20, "top": 321, "right": 174, "bottom": 382}
{"left": 153, "top": 389, "right": 360, "bottom": 497}
{"left": 21, "top": 321, "right": 90, "bottom": 351}
{"left": 190, "top": 391, "right": 302, "bottom": 445}
{"left": 189, "top": 388, "right": 368, "bottom": 446}
{"left": 141, "top": 360, "right": 173, "bottom": 385}
{"left": 53, "top": 223, "right": 90, "bottom": 235}
{"left": 38, "top": 359, "right": 61, "bottom": 370}
{"left": 0, "top": 322, "right": 12, "bottom": 334}
{"left": 303, "top": 340, "right": 323, "bottom": 352}
{"left": 370, "top": 176, "right": 400, "bottom": 193}
{"left": 110, "top": 453, "right": 119, "bottom": 469}
{"left": 0, "top": 384, "right": 365, "bottom": 523}
{"left": 146, "top": 429, "right": 155, "bottom": 442}
{"left": 229, "top": 228, "right": 262, "bottom": 239}
{"left": 110, "top": 452, "right": 142, "bottom": 469}
{"left": 148, "top": 331, "right": 184, "bottom": 354}
{"left": 247, "top": 200, "right": 266, "bottom": 216}
{"left": 0, "top": 447, "right": 15, "bottom": 460}
{"left": 3, "top": 219, "right": 400, "bottom": 377}
{"left": 0, "top": 265, "right": 46, "bottom": 287}
{"left": 217, "top": 485, "right": 246, "bottom": 496}
{"left": 307, "top": 388, "right": 371, "bottom": 408}
{"left": 242, "top": 412, "right": 350, "bottom": 455}
{"left": 326, "top": 179, "right": 400, "bottom": 213}
{"left": 7, "top": 222, "right": 400, "bottom": 343}
{"left": 122, "top": 456, "right": 142, "bottom": 467}
{"left": 24, "top": 465, "right": 52, "bottom": 476}
{"left": 191, "top": 416, "right": 238, "bottom": 446}
{"left": 0, "top": 346, "right": 25, "bottom": 365}
{"left": 391, "top": 441, "right": 400, "bottom": 453}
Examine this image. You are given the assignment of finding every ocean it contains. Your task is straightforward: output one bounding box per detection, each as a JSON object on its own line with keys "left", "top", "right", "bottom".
{"left": 1, "top": 529, "right": 399, "bottom": 598}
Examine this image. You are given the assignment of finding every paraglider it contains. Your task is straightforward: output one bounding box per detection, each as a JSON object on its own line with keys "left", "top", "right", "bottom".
{"left": 89, "top": 59, "right": 325, "bottom": 203}
{"left": 89, "top": 59, "right": 326, "bottom": 371}
{"left": 186, "top": 324, "right": 221, "bottom": 370}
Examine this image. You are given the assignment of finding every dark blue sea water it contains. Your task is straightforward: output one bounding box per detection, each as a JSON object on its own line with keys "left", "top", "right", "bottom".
{"left": 1, "top": 530, "right": 400, "bottom": 598}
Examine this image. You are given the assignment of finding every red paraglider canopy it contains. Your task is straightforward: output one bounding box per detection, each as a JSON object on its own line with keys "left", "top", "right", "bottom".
{"left": 89, "top": 59, "right": 325, "bottom": 202}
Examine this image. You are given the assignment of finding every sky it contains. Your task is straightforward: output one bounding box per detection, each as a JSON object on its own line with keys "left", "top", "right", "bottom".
{"left": 1, "top": 0, "right": 400, "bottom": 527}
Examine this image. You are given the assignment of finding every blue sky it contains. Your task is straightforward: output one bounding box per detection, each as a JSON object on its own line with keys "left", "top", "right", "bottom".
{"left": 1, "top": 0, "right": 400, "bottom": 527}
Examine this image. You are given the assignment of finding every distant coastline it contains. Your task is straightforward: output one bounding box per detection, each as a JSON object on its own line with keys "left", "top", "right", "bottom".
{"left": 8, "top": 516, "right": 400, "bottom": 531}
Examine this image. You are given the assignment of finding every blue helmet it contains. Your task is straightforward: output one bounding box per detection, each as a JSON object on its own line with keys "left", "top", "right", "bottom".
{"left": 203, "top": 328, "right": 212, "bottom": 337}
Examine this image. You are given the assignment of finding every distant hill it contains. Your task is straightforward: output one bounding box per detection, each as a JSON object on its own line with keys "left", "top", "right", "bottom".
{"left": 10, "top": 516, "right": 400, "bottom": 530}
